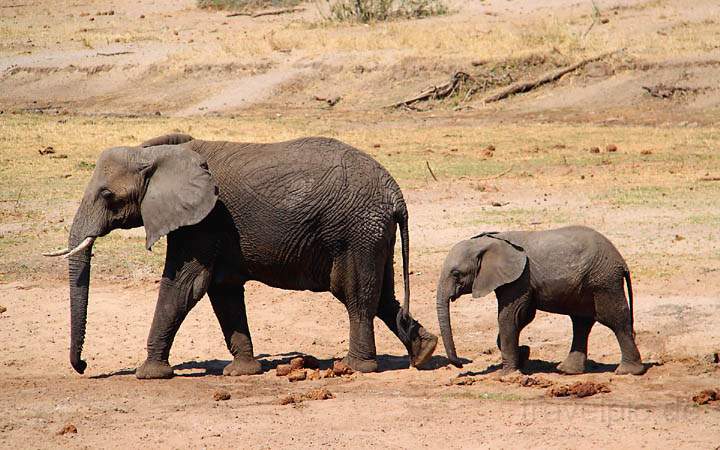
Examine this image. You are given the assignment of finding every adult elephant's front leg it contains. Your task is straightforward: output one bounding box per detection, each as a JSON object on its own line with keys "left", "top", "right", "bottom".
{"left": 208, "top": 284, "right": 262, "bottom": 376}
{"left": 136, "top": 230, "right": 215, "bottom": 379}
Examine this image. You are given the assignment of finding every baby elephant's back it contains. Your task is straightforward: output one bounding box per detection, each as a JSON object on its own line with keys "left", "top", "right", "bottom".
{"left": 504, "top": 226, "right": 627, "bottom": 307}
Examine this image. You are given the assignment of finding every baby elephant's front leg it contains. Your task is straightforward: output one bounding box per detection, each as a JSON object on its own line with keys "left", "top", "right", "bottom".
{"left": 496, "top": 288, "right": 535, "bottom": 374}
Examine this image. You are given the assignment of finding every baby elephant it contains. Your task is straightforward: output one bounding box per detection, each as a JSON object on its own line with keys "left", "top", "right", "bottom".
{"left": 436, "top": 225, "right": 644, "bottom": 375}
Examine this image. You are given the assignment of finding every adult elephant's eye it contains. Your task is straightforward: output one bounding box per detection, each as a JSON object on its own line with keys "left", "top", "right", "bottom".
{"left": 451, "top": 269, "right": 461, "bottom": 278}
{"left": 100, "top": 189, "right": 114, "bottom": 200}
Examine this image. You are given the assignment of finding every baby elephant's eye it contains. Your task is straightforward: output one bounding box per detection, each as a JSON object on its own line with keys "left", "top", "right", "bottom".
{"left": 451, "top": 269, "right": 461, "bottom": 278}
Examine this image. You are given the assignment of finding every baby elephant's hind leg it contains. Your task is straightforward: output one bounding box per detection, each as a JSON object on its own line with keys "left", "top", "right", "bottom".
{"left": 557, "top": 316, "right": 594, "bottom": 374}
{"left": 594, "top": 289, "right": 645, "bottom": 375}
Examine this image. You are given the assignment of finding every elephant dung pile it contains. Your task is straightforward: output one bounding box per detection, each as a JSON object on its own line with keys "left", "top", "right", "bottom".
{"left": 279, "top": 387, "right": 335, "bottom": 405}
{"left": 449, "top": 373, "right": 611, "bottom": 399}
{"left": 692, "top": 388, "right": 720, "bottom": 406}
{"left": 57, "top": 423, "right": 78, "bottom": 436}
{"left": 547, "top": 381, "right": 611, "bottom": 398}
{"left": 212, "top": 390, "right": 231, "bottom": 401}
{"left": 275, "top": 355, "right": 354, "bottom": 382}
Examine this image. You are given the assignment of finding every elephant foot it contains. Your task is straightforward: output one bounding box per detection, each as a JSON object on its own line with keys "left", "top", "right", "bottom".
{"left": 497, "top": 366, "right": 522, "bottom": 377}
{"left": 223, "top": 357, "right": 262, "bottom": 376}
{"left": 615, "top": 360, "right": 646, "bottom": 376}
{"left": 136, "top": 359, "right": 174, "bottom": 379}
{"left": 342, "top": 355, "right": 378, "bottom": 373}
{"left": 410, "top": 327, "right": 438, "bottom": 368}
{"left": 557, "top": 352, "right": 587, "bottom": 375}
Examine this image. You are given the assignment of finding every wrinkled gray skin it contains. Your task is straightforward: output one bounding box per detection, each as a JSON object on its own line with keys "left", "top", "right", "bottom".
{"left": 62, "top": 134, "right": 437, "bottom": 378}
{"left": 437, "top": 226, "right": 644, "bottom": 375}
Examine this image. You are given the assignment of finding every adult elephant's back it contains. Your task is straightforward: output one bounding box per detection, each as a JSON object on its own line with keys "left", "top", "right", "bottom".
{"left": 186, "top": 137, "right": 408, "bottom": 292}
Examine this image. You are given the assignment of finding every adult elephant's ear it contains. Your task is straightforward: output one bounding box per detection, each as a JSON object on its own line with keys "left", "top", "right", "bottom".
{"left": 138, "top": 145, "right": 218, "bottom": 250}
{"left": 471, "top": 237, "right": 527, "bottom": 298}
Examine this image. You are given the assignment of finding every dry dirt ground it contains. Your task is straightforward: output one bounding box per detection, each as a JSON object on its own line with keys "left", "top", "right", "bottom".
{"left": 2, "top": 0, "right": 720, "bottom": 448}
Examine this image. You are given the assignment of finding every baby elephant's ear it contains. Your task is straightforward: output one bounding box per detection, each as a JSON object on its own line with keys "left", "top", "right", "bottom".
{"left": 138, "top": 145, "right": 218, "bottom": 250}
{"left": 472, "top": 238, "right": 527, "bottom": 298}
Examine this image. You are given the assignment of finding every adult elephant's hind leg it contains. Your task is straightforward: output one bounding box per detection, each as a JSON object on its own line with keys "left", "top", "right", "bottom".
{"left": 208, "top": 284, "right": 262, "bottom": 376}
{"left": 557, "top": 316, "right": 595, "bottom": 374}
{"left": 594, "top": 289, "right": 645, "bottom": 375}
{"left": 331, "top": 253, "right": 382, "bottom": 373}
{"left": 376, "top": 257, "right": 437, "bottom": 367}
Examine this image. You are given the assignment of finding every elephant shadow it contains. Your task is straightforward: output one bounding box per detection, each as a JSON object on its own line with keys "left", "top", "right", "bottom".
{"left": 91, "top": 352, "right": 450, "bottom": 378}
{"left": 473, "top": 358, "right": 629, "bottom": 376}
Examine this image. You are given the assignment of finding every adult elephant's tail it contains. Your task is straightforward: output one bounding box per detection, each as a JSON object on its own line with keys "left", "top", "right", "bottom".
{"left": 624, "top": 269, "right": 635, "bottom": 338}
{"left": 393, "top": 197, "right": 416, "bottom": 343}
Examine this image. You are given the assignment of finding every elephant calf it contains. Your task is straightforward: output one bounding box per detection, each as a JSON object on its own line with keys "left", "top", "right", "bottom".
{"left": 436, "top": 226, "right": 644, "bottom": 375}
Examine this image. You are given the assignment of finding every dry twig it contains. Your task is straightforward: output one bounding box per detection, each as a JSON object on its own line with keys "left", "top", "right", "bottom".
{"left": 483, "top": 50, "right": 621, "bottom": 103}
{"left": 227, "top": 7, "right": 304, "bottom": 18}
{"left": 425, "top": 161, "right": 438, "bottom": 182}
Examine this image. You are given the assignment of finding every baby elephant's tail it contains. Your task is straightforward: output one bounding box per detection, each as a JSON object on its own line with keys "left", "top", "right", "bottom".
{"left": 624, "top": 269, "right": 635, "bottom": 339}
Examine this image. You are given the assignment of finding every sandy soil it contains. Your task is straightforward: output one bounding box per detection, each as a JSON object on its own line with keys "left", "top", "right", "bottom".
{"left": 2, "top": 0, "right": 720, "bottom": 448}
{"left": 2, "top": 184, "right": 720, "bottom": 449}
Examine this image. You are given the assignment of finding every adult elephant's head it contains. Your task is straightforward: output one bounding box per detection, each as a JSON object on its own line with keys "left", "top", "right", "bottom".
{"left": 45, "top": 135, "right": 217, "bottom": 374}
{"left": 436, "top": 234, "right": 527, "bottom": 368}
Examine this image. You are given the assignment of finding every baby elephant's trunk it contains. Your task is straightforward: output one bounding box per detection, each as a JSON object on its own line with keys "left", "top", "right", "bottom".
{"left": 436, "top": 287, "right": 463, "bottom": 368}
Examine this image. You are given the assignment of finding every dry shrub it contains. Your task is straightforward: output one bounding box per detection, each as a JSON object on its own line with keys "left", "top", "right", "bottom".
{"left": 322, "top": 0, "right": 448, "bottom": 23}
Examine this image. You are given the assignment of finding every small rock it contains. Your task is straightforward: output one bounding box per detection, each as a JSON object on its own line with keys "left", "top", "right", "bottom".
{"left": 139, "top": 14, "right": 145, "bottom": 18}
{"left": 600, "top": 17, "right": 609, "bottom": 24}
{"left": 213, "top": 390, "right": 231, "bottom": 401}
{"left": 491, "top": 201, "right": 509, "bottom": 207}
{"left": 589, "top": 146, "right": 600, "bottom": 153}
{"left": 38, "top": 146, "right": 55, "bottom": 155}
{"left": 276, "top": 364, "right": 291, "bottom": 376}
{"left": 640, "top": 149, "right": 653, "bottom": 155}
{"left": 674, "top": 234, "right": 685, "bottom": 242}
{"left": 332, "top": 360, "right": 353, "bottom": 376}
{"left": 606, "top": 144, "right": 618, "bottom": 152}
{"left": 0, "top": 306, "right": 6, "bottom": 314}
{"left": 287, "top": 370, "right": 307, "bottom": 382}
{"left": 57, "top": 424, "right": 77, "bottom": 435}
{"left": 307, "top": 369, "right": 321, "bottom": 381}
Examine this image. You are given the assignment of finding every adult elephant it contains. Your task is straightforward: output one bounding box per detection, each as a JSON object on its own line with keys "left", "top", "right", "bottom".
{"left": 45, "top": 134, "right": 437, "bottom": 378}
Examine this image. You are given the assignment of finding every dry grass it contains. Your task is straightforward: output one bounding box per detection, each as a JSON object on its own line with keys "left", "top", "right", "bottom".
{"left": 2, "top": 1, "right": 717, "bottom": 65}
{"left": 1, "top": 112, "right": 718, "bottom": 286}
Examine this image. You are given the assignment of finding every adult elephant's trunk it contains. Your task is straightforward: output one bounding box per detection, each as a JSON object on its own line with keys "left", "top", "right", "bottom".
{"left": 66, "top": 208, "right": 98, "bottom": 374}
{"left": 437, "top": 283, "right": 463, "bottom": 368}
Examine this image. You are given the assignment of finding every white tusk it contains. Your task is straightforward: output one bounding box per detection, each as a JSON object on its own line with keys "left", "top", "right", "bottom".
{"left": 43, "top": 248, "right": 70, "bottom": 257}
{"left": 62, "top": 237, "right": 96, "bottom": 259}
